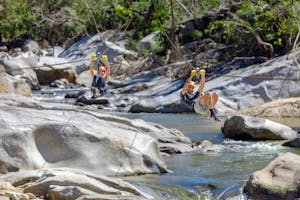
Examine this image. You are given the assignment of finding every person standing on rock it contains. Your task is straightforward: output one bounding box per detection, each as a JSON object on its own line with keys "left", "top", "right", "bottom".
{"left": 180, "top": 69, "right": 220, "bottom": 121}
{"left": 89, "top": 53, "right": 111, "bottom": 98}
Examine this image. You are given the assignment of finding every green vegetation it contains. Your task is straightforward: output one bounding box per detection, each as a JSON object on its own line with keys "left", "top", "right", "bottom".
{"left": 0, "top": 0, "right": 299, "bottom": 58}
{"left": 205, "top": 0, "right": 300, "bottom": 57}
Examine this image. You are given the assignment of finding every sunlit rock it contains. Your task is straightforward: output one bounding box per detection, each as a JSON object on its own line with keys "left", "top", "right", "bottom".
{"left": 221, "top": 115, "right": 297, "bottom": 140}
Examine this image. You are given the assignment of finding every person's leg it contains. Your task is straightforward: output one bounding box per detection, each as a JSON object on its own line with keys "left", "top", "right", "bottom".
{"left": 211, "top": 92, "right": 219, "bottom": 108}
{"left": 200, "top": 93, "right": 213, "bottom": 109}
{"left": 200, "top": 93, "right": 220, "bottom": 121}
{"left": 91, "top": 87, "right": 99, "bottom": 98}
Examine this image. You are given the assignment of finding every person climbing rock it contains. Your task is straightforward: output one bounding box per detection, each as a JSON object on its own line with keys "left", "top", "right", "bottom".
{"left": 180, "top": 68, "right": 220, "bottom": 121}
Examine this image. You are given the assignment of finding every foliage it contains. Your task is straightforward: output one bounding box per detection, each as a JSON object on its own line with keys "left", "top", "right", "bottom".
{"left": 0, "top": 0, "right": 299, "bottom": 59}
{"left": 205, "top": 0, "right": 300, "bottom": 56}
{"left": 190, "top": 30, "right": 203, "bottom": 40}
{"left": 0, "top": 0, "right": 36, "bottom": 41}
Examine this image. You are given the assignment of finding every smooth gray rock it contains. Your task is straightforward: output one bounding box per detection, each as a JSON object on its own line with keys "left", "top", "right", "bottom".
{"left": 282, "top": 138, "right": 300, "bottom": 148}
{"left": 22, "top": 40, "right": 40, "bottom": 52}
{"left": 0, "top": 169, "right": 152, "bottom": 200}
{"left": 0, "top": 94, "right": 192, "bottom": 176}
{"left": 244, "top": 152, "right": 300, "bottom": 199}
{"left": 221, "top": 115, "right": 297, "bottom": 140}
{"left": 1, "top": 52, "right": 39, "bottom": 87}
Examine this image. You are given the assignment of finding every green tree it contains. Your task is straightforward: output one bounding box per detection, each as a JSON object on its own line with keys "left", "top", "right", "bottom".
{"left": 0, "top": 0, "right": 36, "bottom": 42}
{"left": 206, "top": 0, "right": 300, "bottom": 57}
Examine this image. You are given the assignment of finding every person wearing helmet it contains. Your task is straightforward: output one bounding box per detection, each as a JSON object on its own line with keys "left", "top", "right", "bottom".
{"left": 180, "top": 69, "right": 220, "bottom": 121}
{"left": 89, "top": 54, "right": 111, "bottom": 98}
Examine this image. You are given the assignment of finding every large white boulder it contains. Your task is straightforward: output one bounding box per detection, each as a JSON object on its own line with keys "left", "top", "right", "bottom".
{"left": 1, "top": 52, "right": 39, "bottom": 87}
{"left": 0, "top": 169, "right": 152, "bottom": 200}
{"left": 221, "top": 115, "right": 297, "bottom": 140}
{"left": 244, "top": 152, "right": 300, "bottom": 199}
{"left": 0, "top": 94, "right": 192, "bottom": 176}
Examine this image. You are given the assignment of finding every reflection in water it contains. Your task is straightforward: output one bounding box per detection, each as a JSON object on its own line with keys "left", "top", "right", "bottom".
{"left": 119, "top": 112, "right": 300, "bottom": 199}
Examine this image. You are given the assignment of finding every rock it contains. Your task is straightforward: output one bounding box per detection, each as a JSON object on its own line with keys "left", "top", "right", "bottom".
{"left": 241, "top": 97, "right": 300, "bottom": 118}
{"left": 1, "top": 52, "right": 39, "bottom": 87}
{"left": 0, "top": 68, "right": 32, "bottom": 97}
{"left": 22, "top": 40, "right": 40, "bottom": 52}
{"left": 137, "top": 31, "right": 160, "bottom": 55}
{"left": 36, "top": 56, "right": 76, "bottom": 85}
{"left": 41, "top": 89, "right": 55, "bottom": 95}
{"left": 282, "top": 138, "right": 300, "bottom": 148}
{"left": 76, "top": 70, "right": 91, "bottom": 87}
{"left": 1, "top": 169, "right": 152, "bottom": 200}
{"left": 76, "top": 93, "right": 110, "bottom": 105}
{"left": 0, "top": 182, "right": 18, "bottom": 192}
{"left": 65, "top": 90, "right": 86, "bottom": 98}
{"left": 50, "top": 78, "right": 69, "bottom": 88}
{"left": 244, "top": 152, "right": 300, "bottom": 199}
{"left": 0, "top": 94, "right": 192, "bottom": 176}
{"left": 129, "top": 101, "right": 194, "bottom": 113}
{"left": 221, "top": 115, "right": 297, "bottom": 140}
{"left": 0, "top": 46, "right": 8, "bottom": 52}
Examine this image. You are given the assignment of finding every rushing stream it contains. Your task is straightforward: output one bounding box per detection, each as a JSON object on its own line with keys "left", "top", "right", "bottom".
{"left": 115, "top": 112, "right": 300, "bottom": 200}
{"left": 33, "top": 89, "right": 300, "bottom": 200}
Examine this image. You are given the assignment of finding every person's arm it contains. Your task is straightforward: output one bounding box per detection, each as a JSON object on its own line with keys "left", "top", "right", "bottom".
{"left": 102, "top": 55, "right": 110, "bottom": 81}
{"left": 198, "top": 69, "right": 205, "bottom": 94}
{"left": 181, "top": 70, "right": 196, "bottom": 95}
{"left": 181, "top": 82, "right": 188, "bottom": 95}
{"left": 89, "top": 55, "right": 96, "bottom": 78}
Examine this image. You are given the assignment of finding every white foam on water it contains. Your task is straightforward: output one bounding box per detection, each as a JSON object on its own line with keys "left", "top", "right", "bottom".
{"left": 223, "top": 139, "right": 285, "bottom": 154}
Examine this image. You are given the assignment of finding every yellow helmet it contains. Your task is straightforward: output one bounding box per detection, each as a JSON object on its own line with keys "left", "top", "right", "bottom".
{"left": 188, "top": 81, "right": 196, "bottom": 87}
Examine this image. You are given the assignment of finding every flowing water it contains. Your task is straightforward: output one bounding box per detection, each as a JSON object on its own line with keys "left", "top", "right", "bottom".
{"left": 33, "top": 89, "right": 300, "bottom": 200}
{"left": 115, "top": 112, "right": 300, "bottom": 200}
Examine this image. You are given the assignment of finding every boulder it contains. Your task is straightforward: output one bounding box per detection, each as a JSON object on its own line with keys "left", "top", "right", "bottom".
{"left": 0, "top": 169, "right": 152, "bottom": 200}
{"left": 36, "top": 56, "right": 76, "bottom": 85}
{"left": 76, "top": 70, "right": 91, "bottom": 87}
{"left": 241, "top": 97, "right": 300, "bottom": 118}
{"left": 0, "top": 52, "right": 39, "bottom": 87}
{"left": 244, "top": 152, "right": 300, "bottom": 199}
{"left": 59, "top": 32, "right": 138, "bottom": 76}
{"left": 0, "top": 66, "right": 31, "bottom": 97}
{"left": 0, "top": 94, "right": 192, "bottom": 176}
{"left": 221, "top": 115, "right": 297, "bottom": 140}
{"left": 65, "top": 90, "right": 86, "bottom": 98}
{"left": 50, "top": 78, "right": 69, "bottom": 88}
{"left": 282, "top": 138, "right": 300, "bottom": 148}
{"left": 22, "top": 40, "right": 40, "bottom": 52}
{"left": 76, "top": 93, "right": 111, "bottom": 105}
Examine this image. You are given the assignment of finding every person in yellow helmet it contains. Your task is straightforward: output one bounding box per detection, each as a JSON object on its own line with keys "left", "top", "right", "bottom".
{"left": 180, "top": 69, "right": 220, "bottom": 121}
{"left": 89, "top": 53, "right": 111, "bottom": 98}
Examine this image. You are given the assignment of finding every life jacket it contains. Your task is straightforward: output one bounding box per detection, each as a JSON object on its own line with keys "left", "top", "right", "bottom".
{"left": 92, "top": 74, "right": 106, "bottom": 89}
{"left": 180, "top": 91, "right": 200, "bottom": 108}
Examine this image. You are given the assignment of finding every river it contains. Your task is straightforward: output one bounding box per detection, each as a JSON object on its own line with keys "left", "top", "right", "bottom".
{"left": 115, "top": 112, "right": 300, "bottom": 200}
{"left": 33, "top": 89, "right": 300, "bottom": 199}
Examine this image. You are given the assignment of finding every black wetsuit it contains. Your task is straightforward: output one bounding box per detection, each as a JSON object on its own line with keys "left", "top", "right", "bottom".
{"left": 91, "top": 74, "right": 106, "bottom": 97}
{"left": 180, "top": 91, "right": 200, "bottom": 110}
